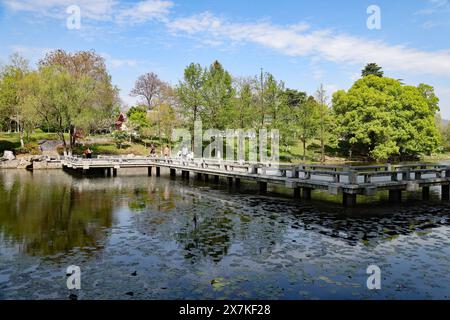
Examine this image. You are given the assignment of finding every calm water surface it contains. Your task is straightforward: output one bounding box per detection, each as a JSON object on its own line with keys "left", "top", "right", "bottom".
{"left": 0, "top": 169, "right": 449, "bottom": 300}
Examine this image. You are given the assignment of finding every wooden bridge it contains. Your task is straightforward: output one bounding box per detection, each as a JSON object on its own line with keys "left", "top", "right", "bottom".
{"left": 61, "top": 156, "right": 450, "bottom": 206}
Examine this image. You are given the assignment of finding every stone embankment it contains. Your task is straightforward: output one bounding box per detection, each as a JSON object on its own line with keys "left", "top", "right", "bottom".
{"left": 0, "top": 151, "right": 62, "bottom": 170}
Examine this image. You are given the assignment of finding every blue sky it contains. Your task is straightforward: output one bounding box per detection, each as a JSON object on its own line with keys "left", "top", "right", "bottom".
{"left": 1, "top": 0, "right": 450, "bottom": 116}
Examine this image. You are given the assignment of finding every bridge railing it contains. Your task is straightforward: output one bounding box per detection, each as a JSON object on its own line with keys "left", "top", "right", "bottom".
{"left": 62, "top": 156, "right": 450, "bottom": 186}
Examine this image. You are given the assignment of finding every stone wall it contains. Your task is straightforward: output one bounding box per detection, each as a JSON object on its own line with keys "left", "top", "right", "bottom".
{"left": 0, "top": 159, "right": 62, "bottom": 170}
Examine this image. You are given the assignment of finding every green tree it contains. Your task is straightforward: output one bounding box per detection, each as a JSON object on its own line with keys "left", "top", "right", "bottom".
{"left": 39, "top": 50, "right": 119, "bottom": 150}
{"left": 26, "top": 66, "right": 97, "bottom": 155}
{"left": 315, "top": 84, "right": 333, "bottom": 163}
{"left": 0, "top": 53, "right": 31, "bottom": 147}
{"left": 201, "top": 61, "right": 234, "bottom": 129}
{"left": 362, "top": 63, "right": 384, "bottom": 77}
{"left": 233, "top": 77, "right": 256, "bottom": 129}
{"left": 282, "top": 89, "right": 318, "bottom": 161}
{"left": 176, "top": 63, "right": 204, "bottom": 134}
{"left": 126, "top": 105, "right": 150, "bottom": 133}
{"left": 332, "top": 75, "right": 441, "bottom": 161}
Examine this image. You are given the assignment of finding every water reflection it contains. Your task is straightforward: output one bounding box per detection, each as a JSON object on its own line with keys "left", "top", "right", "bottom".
{"left": 0, "top": 171, "right": 113, "bottom": 256}
{"left": 0, "top": 169, "right": 449, "bottom": 299}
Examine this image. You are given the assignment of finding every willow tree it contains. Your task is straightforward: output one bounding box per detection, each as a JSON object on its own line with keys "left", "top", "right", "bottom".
{"left": 38, "top": 50, "right": 119, "bottom": 150}
{"left": 22, "top": 66, "right": 96, "bottom": 155}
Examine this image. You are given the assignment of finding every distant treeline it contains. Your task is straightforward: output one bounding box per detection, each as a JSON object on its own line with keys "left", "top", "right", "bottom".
{"left": 0, "top": 51, "right": 444, "bottom": 161}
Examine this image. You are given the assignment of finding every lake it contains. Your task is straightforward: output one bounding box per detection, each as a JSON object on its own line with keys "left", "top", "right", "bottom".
{"left": 0, "top": 169, "right": 449, "bottom": 299}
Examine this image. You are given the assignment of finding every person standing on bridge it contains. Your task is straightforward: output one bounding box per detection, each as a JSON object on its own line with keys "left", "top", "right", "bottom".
{"left": 84, "top": 147, "right": 93, "bottom": 159}
{"left": 149, "top": 144, "right": 157, "bottom": 157}
{"left": 163, "top": 145, "right": 170, "bottom": 158}
{"left": 181, "top": 145, "right": 189, "bottom": 159}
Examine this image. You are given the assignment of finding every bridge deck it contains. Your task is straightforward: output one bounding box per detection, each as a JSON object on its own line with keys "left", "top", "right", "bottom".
{"left": 61, "top": 156, "right": 450, "bottom": 206}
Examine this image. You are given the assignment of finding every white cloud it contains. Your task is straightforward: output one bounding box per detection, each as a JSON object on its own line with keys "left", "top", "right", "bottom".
{"left": 116, "top": 0, "right": 173, "bottom": 24}
{"left": 416, "top": 0, "right": 450, "bottom": 15}
{"left": 1, "top": 0, "right": 173, "bottom": 24}
{"left": 101, "top": 53, "right": 138, "bottom": 68}
{"left": 167, "top": 12, "right": 450, "bottom": 79}
{"left": 2, "top": 0, "right": 117, "bottom": 21}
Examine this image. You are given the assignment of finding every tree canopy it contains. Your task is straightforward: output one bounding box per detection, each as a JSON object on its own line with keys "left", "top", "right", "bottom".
{"left": 332, "top": 75, "right": 441, "bottom": 161}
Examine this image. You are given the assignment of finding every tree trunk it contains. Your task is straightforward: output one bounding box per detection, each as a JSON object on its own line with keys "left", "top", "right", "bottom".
{"left": 19, "top": 132, "right": 24, "bottom": 148}
{"left": 321, "top": 138, "right": 325, "bottom": 163}
{"left": 302, "top": 139, "right": 306, "bottom": 161}
{"left": 68, "top": 126, "right": 75, "bottom": 156}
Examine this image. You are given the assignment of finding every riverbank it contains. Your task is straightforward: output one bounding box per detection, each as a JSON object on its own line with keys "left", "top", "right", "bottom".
{"left": 2, "top": 131, "right": 450, "bottom": 165}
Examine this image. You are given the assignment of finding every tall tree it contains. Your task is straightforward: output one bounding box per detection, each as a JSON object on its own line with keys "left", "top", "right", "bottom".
{"left": 201, "top": 61, "right": 234, "bottom": 129}
{"left": 315, "top": 84, "right": 332, "bottom": 163}
{"left": 333, "top": 75, "right": 441, "bottom": 161}
{"left": 361, "top": 63, "right": 384, "bottom": 77}
{"left": 233, "top": 77, "right": 256, "bottom": 129}
{"left": 39, "top": 50, "right": 119, "bottom": 151}
{"left": 176, "top": 63, "right": 204, "bottom": 134}
{"left": 25, "top": 66, "right": 96, "bottom": 155}
{"left": 0, "top": 53, "right": 31, "bottom": 147}
{"left": 131, "top": 72, "right": 168, "bottom": 111}
{"left": 283, "top": 89, "right": 318, "bottom": 161}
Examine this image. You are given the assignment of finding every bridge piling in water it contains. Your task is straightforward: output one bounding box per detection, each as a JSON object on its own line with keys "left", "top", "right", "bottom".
{"left": 258, "top": 181, "right": 267, "bottom": 194}
{"left": 389, "top": 190, "right": 402, "bottom": 203}
{"left": 343, "top": 193, "right": 356, "bottom": 207}
{"left": 422, "top": 186, "right": 430, "bottom": 200}
{"left": 302, "top": 188, "right": 312, "bottom": 200}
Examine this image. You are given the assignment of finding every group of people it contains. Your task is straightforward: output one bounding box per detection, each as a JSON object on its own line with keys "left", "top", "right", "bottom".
{"left": 149, "top": 144, "right": 171, "bottom": 158}
{"left": 83, "top": 144, "right": 192, "bottom": 160}
{"left": 150, "top": 144, "right": 194, "bottom": 160}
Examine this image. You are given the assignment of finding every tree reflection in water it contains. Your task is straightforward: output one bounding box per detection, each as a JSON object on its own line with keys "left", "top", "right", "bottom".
{"left": 0, "top": 171, "right": 113, "bottom": 256}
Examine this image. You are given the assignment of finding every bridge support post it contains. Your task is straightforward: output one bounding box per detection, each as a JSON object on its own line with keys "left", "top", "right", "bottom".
{"left": 213, "top": 175, "right": 219, "bottom": 184}
{"left": 204, "top": 174, "right": 209, "bottom": 182}
{"left": 148, "top": 167, "right": 152, "bottom": 176}
{"left": 106, "top": 168, "right": 111, "bottom": 177}
{"left": 235, "top": 178, "right": 241, "bottom": 189}
{"left": 389, "top": 190, "right": 402, "bottom": 203}
{"left": 293, "top": 187, "right": 301, "bottom": 200}
{"left": 227, "top": 177, "right": 233, "bottom": 187}
{"left": 196, "top": 173, "right": 202, "bottom": 180}
{"left": 113, "top": 168, "right": 117, "bottom": 177}
{"left": 156, "top": 167, "right": 160, "bottom": 177}
{"left": 170, "top": 168, "right": 176, "bottom": 177}
{"left": 442, "top": 185, "right": 450, "bottom": 200}
{"left": 301, "top": 188, "right": 312, "bottom": 200}
{"left": 343, "top": 193, "right": 356, "bottom": 207}
{"left": 258, "top": 181, "right": 267, "bottom": 194}
{"left": 422, "top": 186, "right": 430, "bottom": 200}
